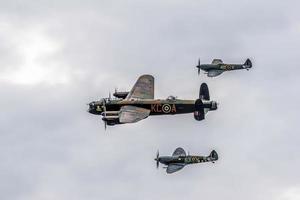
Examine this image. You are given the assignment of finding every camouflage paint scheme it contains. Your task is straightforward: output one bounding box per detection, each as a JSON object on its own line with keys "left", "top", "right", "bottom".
{"left": 196, "top": 58, "right": 252, "bottom": 77}
{"left": 88, "top": 75, "right": 217, "bottom": 126}
{"left": 155, "top": 147, "right": 218, "bottom": 174}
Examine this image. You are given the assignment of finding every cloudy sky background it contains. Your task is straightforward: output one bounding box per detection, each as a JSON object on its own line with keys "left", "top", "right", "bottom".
{"left": 1, "top": 0, "right": 300, "bottom": 199}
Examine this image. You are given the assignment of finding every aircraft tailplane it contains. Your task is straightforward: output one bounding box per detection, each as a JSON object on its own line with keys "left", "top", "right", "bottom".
{"left": 209, "top": 150, "right": 218, "bottom": 161}
{"left": 244, "top": 58, "right": 252, "bottom": 68}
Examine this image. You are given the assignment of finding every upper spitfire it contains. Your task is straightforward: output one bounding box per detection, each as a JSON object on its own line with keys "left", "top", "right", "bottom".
{"left": 88, "top": 75, "right": 218, "bottom": 129}
{"left": 196, "top": 58, "right": 252, "bottom": 77}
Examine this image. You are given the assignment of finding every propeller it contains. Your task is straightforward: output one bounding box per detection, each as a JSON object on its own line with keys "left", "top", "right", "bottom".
{"left": 87, "top": 103, "right": 91, "bottom": 112}
{"left": 155, "top": 150, "right": 159, "bottom": 169}
{"left": 102, "top": 98, "right": 107, "bottom": 130}
{"left": 196, "top": 59, "right": 201, "bottom": 75}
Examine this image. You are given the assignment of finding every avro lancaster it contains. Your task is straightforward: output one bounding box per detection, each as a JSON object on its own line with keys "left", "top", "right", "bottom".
{"left": 88, "top": 75, "right": 218, "bottom": 129}
{"left": 155, "top": 147, "right": 218, "bottom": 174}
{"left": 196, "top": 58, "right": 252, "bottom": 77}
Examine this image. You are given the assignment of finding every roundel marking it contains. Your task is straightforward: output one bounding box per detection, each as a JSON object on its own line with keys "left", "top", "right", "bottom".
{"left": 162, "top": 104, "right": 171, "bottom": 113}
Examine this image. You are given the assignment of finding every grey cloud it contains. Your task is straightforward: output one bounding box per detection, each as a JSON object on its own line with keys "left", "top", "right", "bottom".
{"left": 0, "top": 0, "right": 300, "bottom": 200}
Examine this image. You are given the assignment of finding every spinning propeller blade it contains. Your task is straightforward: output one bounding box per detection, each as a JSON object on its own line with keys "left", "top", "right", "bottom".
{"left": 102, "top": 99, "right": 107, "bottom": 131}
{"left": 156, "top": 150, "right": 159, "bottom": 169}
{"left": 197, "top": 59, "right": 201, "bottom": 75}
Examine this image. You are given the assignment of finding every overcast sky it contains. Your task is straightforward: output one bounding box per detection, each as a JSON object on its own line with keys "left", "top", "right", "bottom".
{"left": 1, "top": 0, "right": 300, "bottom": 200}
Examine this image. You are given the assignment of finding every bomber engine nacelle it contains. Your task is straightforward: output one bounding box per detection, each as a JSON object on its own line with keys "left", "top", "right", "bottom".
{"left": 102, "top": 112, "right": 120, "bottom": 126}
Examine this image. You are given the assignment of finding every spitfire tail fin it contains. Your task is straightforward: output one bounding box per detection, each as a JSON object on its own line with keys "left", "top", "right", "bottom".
{"left": 209, "top": 150, "right": 218, "bottom": 161}
{"left": 244, "top": 58, "right": 252, "bottom": 68}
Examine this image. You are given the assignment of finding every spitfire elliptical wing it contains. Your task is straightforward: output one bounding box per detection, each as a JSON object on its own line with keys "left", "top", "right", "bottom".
{"left": 119, "top": 105, "right": 150, "bottom": 124}
{"left": 212, "top": 59, "right": 223, "bottom": 64}
{"left": 166, "top": 163, "right": 185, "bottom": 174}
{"left": 172, "top": 147, "right": 186, "bottom": 157}
{"left": 208, "top": 70, "right": 223, "bottom": 77}
{"left": 126, "top": 75, "right": 154, "bottom": 100}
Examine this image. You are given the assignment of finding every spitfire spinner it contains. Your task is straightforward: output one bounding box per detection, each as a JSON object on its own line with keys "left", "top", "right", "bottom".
{"left": 196, "top": 58, "right": 252, "bottom": 77}
{"left": 88, "top": 75, "right": 218, "bottom": 129}
{"left": 155, "top": 147, "right": 218, "bottom": 174}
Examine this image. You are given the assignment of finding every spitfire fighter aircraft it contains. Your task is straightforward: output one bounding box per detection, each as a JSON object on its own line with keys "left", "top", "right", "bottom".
{"left": 88, "top": 75, "right": 218, "bottom": 129}
{"left": 196, "top": 58, "right": 252, "bottom": 77}
{"left": 155, "top": 147, "right": 218, "bottom": 174}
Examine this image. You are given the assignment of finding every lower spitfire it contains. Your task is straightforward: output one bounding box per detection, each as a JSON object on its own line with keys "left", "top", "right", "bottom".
{"left": 155, "top": 147, "right": 219, "bottom": 174}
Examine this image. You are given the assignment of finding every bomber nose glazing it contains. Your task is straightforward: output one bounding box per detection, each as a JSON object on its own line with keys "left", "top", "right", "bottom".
{"left": 88, "top": 100, "right": 105, "bottom": 114}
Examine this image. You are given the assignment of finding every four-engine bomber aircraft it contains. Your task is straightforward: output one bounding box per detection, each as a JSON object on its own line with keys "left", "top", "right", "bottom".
{"left": 155, "top": 147, "right": 218, "bottom": 174}
{"left": 196, "top": 58, "right": 252, "bottom": 77}
{"left": 88, "top": 74, "right": 218, "bottom": 129}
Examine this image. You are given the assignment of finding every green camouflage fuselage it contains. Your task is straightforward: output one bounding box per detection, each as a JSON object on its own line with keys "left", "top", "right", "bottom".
{"left": 159, "top": 155, "right": 209, "bottom": 165}
{"left": 200, "top": 64, "right": 245, "bottom": 71}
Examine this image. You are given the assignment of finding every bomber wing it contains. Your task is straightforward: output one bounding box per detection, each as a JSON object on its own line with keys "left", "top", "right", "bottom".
{"left": 172, "top": 147, "right": 186, "bottom": 157}
{"left": 166, "top": 163, "right": 185, "bottom": 174}
{"left": 126, "top": 75, "right": 154, "bottom": 100}
{"left": 119, "top": 105, "right": 150, "bottom": 124}
{"left": 212, "top": 59, "right": 223, "bottom": 64}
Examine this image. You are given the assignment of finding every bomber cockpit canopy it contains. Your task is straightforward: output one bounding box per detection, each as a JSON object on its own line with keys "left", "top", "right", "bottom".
{"left": 167, "top": 96, "right": 177, "bottom": 101}
{"left": 89, "top": 99, "right": 105, "bottom": 106}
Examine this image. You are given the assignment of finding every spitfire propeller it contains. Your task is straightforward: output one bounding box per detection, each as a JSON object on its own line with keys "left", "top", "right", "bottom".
{"left": 155, "top": 150, "right": 160, "bottom": 169}
{"left": 196, "top": 59, "right": 201, "bottom": 75}
{"left": 102, "top": 98, "right": 107, "bottom": 130}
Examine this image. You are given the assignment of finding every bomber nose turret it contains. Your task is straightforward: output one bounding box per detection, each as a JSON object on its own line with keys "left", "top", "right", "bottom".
{"left": 87, "top": 101, "right": 103, "bottom": 114}
{"left": 87, "top": 102, "right": 95, "bottom": 113}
